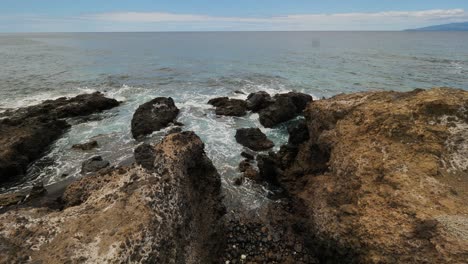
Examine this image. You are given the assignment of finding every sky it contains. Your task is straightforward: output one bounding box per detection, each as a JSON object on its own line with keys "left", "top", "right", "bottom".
{"left": 1, "top": 0, "right": 468, "bottom": 32}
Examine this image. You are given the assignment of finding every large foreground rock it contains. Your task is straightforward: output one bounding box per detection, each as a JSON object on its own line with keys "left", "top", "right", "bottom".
{"left": 0, "top": 131, "right": 225, "bottom": 263}
{"left": 0, "top": 92, "right": 119, "bottom": 183}
{"left": 131, "top": 97, "right": 179, "bottom": 139}
{"left": 279, "top": 88, "right": 468, "bottom": 263}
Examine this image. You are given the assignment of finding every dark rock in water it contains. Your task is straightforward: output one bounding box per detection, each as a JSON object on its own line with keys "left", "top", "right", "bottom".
{"left": 241, "top": 151, "right": 255, "bottom": 160}
{"left": 166, "top": 126, "right": 182, "bottom": 135}
{"left": 81, "top": 156, "right": 110, "bottom": 174}
{"left": 288, "top": 119, "right": 309, "bottom": 145}
{"left": 239, "top": 159, "right": 252, "bottom": 173}
{"left": 246, "top": 91, "right": 274, "bottom": 112}
{"left": 259, "top": 96, "right": 297, "bottom": 128}
{"left": 208, "top": 97, "right": 248, "bottom": 117}
{"left": 243, "top": 166, "right": 260, "bottom": 182}
{"left": 257, "top": 154, "right": 281, "bottom": 185}
{"left": 134, "top": 143, "right": 155, "bottom": 170}
{"left": 235, "top": 128, "right": 274, "bottom": 151}
{"left": 274, "top": 92, "right": 312, "bottom": 113}
{"left": 233, "top": 177, "right": 244, "bottom": 186}
{"left": 0, "top": 92, "right": 119, "bottom": 183}
{"left": 131, "top": 97, "right": 179, "bottom": 139}
{"left": 172, "top": 121, "right": 185, "bottom": 126}
{"left": 234, "top": 90, "right": 246, "bottom": 95}
{"left": 207, "top": 97, "right": 229, "bottom": 107}
{"left": 72, "top": 140, "right": 99, "bottom": 151}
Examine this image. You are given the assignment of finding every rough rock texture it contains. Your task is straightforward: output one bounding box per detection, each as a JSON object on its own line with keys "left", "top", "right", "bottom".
{"left": 257, "top": 92, "right": 313, "bottom": 128}
{"left": 235, "top": 128, "right": 274, "bottom": 151}
{"left": 0, "top": 92, "right": 119, "bottom": 182}
{"left": 80, "top": 156, "right": 110, "bottom": 174}
{"left": 131, "top": 97, "right": 179, "bottom": 139}
{"left": 274, "top": 92, "right": 313, "bottom": 113}
{"left": 208, "top": 97, "right": 248, "bottom": 117}
{"left": 0, "top": 131, "right": 225, "bottom": 263}
{"left": 279, "top": 88, "right": 468, "bottom": 263}
{"left": 258, "top": 96, "right": 298, "bottom": 128}
{"left": 246, "top": 91, "right": 274, "bottom": 112}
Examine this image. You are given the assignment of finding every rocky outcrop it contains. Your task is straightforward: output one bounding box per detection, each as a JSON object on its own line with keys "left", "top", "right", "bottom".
{"left": 0, "top": 131, "right": 225, "bottom": 263}
{"left": 278, "top": 88, "right": 468, "bottom": 263}
{"left": 235, "top": 128, "right": 274, "bottom": 151}
{"left": 257, "top": 92, "right": 313, "bottom": 128}
{"left": 258, "top": 96, "right": 298, "bottom": 128}
{"left": 274, "top": 92, "right": 313, "bottom": 114}
{"left": 131, "top": 97, "right": 179, "bottom": 139}
{"left": 246, "top": 91, "right": 274, "bottom": 112}
{"left": 0, "top": 92, "right": 119, "bottom": 183}
{"left": 208, "top": 97, "right": 248, "bottom": 117}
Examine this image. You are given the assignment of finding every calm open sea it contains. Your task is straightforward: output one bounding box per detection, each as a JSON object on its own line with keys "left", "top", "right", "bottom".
{"left": 1, "top": 32, "right": 467, "bottom": 207}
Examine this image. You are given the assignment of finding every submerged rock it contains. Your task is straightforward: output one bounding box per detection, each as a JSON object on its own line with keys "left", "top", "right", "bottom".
{"left": 208, "top": 97, "right": 248, "bottom": 117}
{"left": 277, "top": 88, "right": 468, "bottom": 263}
{"left": 81, "top": 156, "right": 110, "bottom": 174}
{"left": 0, "top": 131, "right": 225, "bottom": 263}
{"left": 72, "top": 140, "right": 99, "bottom": 151}
{"left": 131, "top": 97, "right": 179, "bottom": 139}
{"left": 235, "top": 128, "right": 274, "bottom": 151}
{"left": 0, "top": 92, "right": 119, "bottom": 183}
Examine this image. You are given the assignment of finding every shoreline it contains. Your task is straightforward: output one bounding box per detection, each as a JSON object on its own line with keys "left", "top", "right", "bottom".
{"left": 0, "top": 87, "right": 467, "bottom": 263}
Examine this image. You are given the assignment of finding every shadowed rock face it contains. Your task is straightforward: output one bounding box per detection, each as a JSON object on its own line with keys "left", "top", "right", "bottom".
{"left": 278, "top": 88, "right": 468, "bottom": 263}
{"left": 235, "top": 128, "right": 274, "bottom": 151}
{"left": 246, "top": 91, "right": 274, "bottom": 112}
{"left": 0, "top": 92, "right": 119, "bottom": 183}
{"left": 131, "top": 97, "right": 179, "bottom": 139}
{"left": 0, "top": 131, "right": 225, "bottom": 263}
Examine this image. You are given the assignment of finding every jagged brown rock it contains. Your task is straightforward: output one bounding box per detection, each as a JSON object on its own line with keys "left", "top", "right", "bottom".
{"left": 0, "top": 92, "right": 119, "bottom": 183}
{"left": 0, "top": 131, "right": 225, "bottom": 263}
{"left": 279, "top": 88, "right": 468, "bottom": 263}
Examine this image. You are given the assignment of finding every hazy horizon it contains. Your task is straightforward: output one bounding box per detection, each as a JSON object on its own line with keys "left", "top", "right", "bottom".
{"left": 2, "top": 1, "right": 468, "bottom": 32}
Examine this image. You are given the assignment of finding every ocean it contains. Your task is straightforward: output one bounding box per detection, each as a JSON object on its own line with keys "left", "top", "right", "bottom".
{"left": 1, "top": 32, "right": 467, "bottom": 208}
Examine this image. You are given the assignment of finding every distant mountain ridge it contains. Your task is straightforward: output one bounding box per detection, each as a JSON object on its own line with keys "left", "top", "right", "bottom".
{"left": 406, "top": 21, "right": 468, "bottom": 31}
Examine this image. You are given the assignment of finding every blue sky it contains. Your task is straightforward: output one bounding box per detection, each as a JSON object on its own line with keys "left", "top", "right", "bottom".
{"left": 2, "top": 0, "right": 468, "bottom": 32}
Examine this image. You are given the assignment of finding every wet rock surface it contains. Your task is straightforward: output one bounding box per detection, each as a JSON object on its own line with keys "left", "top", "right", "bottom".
{"left": 235, "top": 128, "right": 274, "bottom": 151}
{"left": 246, "top": 91, "right": 274, "bottom": 112}
{"left": 258, "top": 96, "right": 298, "bottom": 128}
{"left": 131, "top": 97, "right": 179, "bottom": 139}
{"left": 80, "top": 156, "right": 110, "bottom": 174}
{"left": 208, "top": 97, "right": 248, "bottom": 117}
{"left": 0, "top": 92, "right": 119, "bottom": 183}
{"left": 72, "top": 140, "right": 99, "bottom": 151}
{"left": 0, "top": 131, "right": 225, "bottom": 263}
{"left": 277, "top": 88, "right": 468, "bottom": 263}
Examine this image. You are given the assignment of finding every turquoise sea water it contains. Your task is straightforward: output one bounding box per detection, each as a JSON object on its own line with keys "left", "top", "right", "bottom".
{"left": 1, "top": 32, "right": 467, "bottom": 207}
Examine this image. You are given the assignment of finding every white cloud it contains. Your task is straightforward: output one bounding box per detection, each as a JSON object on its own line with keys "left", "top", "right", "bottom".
{"left": 2, "top": 9, "right": 467, "bottom": 32}
{"left": 84, "top": 9, "right": 468, "bottom": 29}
